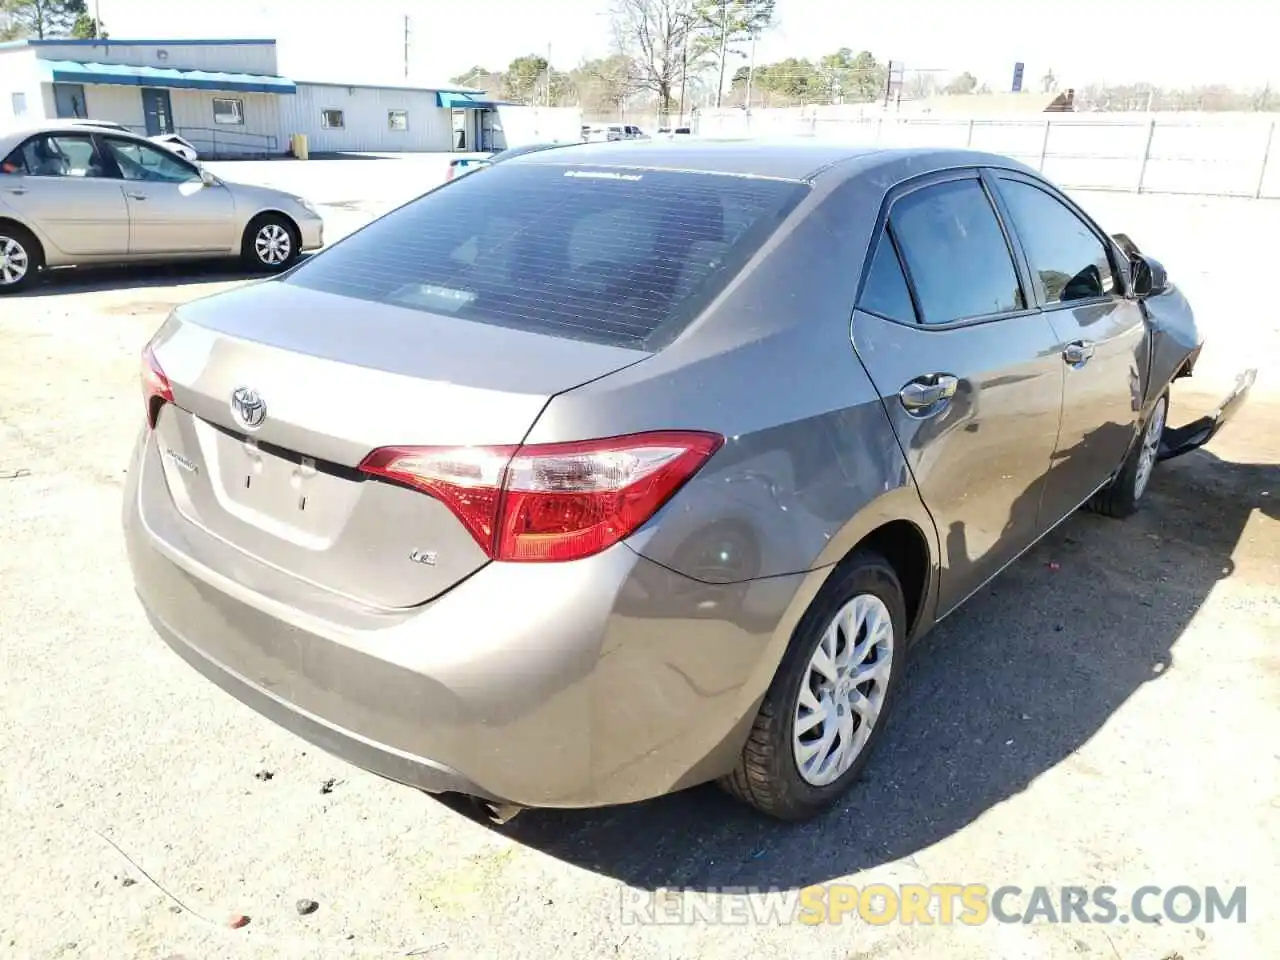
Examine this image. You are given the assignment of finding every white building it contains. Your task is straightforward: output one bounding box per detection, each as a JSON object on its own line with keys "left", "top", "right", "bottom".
{"left": 0, "top": 36, "right": 553, "bottom": 156}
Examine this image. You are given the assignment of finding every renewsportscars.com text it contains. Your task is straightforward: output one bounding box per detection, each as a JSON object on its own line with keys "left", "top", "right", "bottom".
{"left": 620, "top": 883, "right": 1247, "bottom": 927}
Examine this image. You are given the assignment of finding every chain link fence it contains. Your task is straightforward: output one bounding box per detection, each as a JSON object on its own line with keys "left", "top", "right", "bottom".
{"left": 692, "top": 109, "right": 1280, "bottom": 199}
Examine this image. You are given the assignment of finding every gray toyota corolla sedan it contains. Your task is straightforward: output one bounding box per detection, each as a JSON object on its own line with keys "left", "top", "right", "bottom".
{"left": 124, "top": 140, "right": 1254, "bottom": 822}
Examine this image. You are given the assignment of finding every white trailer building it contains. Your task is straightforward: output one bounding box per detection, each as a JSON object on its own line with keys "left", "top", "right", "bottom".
{"left": 0, "top": 38, "right": 294, "bottom": 156}
{"left": 0, "top": 36, "right": 545, "bottom": 157}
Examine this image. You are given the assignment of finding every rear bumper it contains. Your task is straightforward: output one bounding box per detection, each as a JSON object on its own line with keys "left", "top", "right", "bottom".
{"left": 142, "top": 601, "right": 496, "bottom": 798}
{"left": 1159, "top": 367, "right": 1257, "bottom": 461}
{"left": 123, "top": 429, "right": 810, "bottom": 808}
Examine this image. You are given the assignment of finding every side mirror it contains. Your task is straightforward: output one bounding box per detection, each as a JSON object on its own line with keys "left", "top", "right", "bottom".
{"left": 1130, "top": 253, "right": 1168, "bottom": 298}
{"left": 200, "top": 169, "right": 219, "bottom": 187}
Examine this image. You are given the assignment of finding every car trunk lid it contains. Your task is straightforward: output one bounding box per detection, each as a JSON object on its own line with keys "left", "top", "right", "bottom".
{"left": 146, "top": 281, "right": 648, "bottom": 608}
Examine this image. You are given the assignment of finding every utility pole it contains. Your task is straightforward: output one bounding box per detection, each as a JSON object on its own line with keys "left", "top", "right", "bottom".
{"left": 545, "top": 41, "right": 553, "bottom": 106}
{"left": 94, "top": 0, "right": 102, "bottom": 39}
{"left": 403, "top": 15, "right": 410, "bottom": 79}
{"left": 678, "top": 16, "right": 689, "bottom": 125}
{"left": 744, "top": 30, "right": 756, "bottom": 115}
{"left": 715, "top": 0, "right": 729, "bottom": 108}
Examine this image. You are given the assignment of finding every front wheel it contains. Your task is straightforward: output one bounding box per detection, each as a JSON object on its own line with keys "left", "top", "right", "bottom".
{"left": 1088, "top": 392, "right": 1168, "bottom": 518}
{"left": 241, "top": 215, "right": 299, "bottom": 273}
{"left": 719, "top": 551, "right": 907, "bottom": 821}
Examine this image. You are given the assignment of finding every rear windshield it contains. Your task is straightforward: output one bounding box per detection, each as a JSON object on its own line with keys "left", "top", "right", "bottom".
{"left": 284, "top": 161, "right": 808, "bottom": 349}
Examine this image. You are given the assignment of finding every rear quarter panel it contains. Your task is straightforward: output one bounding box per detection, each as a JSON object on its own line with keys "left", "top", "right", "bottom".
{"left": 0, "top": 201, "right": 64, "bottom": 265}
{"left": 525, "top": 162, "right": 940, "bottom": 591}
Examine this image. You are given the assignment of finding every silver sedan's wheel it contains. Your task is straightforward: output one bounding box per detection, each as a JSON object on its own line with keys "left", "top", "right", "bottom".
{"left": 1133, "top": 395, "right": 1166, "bottom": 500}
{"left": 793, "top": 593, "right": 895, "bottom": 786}
{"left": 0, "top": 234, "right": 31, "bottom": 288}
{"left": 254, "top": 222, "right": 293, "bottom": 267}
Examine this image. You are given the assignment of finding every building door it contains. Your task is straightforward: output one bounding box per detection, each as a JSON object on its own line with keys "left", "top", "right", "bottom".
{"left": 53, "top": 83, "right": 88, "bottom": 119}
{"left": 141, "top": 89, "right": 175, "bottom": 136}
{"left": 451, "top": 108, "right": 475, "bottom": 151}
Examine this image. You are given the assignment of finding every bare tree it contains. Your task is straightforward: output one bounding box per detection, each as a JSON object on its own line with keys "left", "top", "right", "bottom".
{"left": 574, "top": 54, "right": 640, "bottom": 119}
{"left": 611, "top": 0, "right": 696, "bottom": 120}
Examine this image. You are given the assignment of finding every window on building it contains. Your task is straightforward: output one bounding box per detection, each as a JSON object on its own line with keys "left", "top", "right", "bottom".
{"left": 321, "top": 109, "right": 345, "bottom": 129}
{"left": 10, "top": 92, "right": 27, "bottom": 118}
{"left": 388, "top": 110, "right": 408, "bottom": 131}
{"left": 212, "top": 98, "right": 244, "bottom": 125}
{"left": 52, "top": 82, "right": 88, "bottom": 119}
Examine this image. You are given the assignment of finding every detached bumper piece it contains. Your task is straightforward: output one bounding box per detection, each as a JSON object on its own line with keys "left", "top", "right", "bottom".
{"left": 1158, "top": 367, "right": 1257, "bottom": 461}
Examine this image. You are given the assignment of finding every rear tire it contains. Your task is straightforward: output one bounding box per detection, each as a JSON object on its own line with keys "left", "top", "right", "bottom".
{"left": 0, "top": 222, "right": 43, "bottom": 294}
{"left": 1087, "top": 392, "right": 1168, "bottom": 519}
{"left": 241, "top": 214, "right": 299, "bottom": 273}
{"left": 719, "top": 551, "right": 907, "bottom": 821}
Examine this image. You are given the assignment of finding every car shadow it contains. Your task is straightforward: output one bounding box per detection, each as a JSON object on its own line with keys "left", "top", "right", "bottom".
{"left": 437, "top": 440, "right": 1276, "bottom": 891}
{"left": 13, "top": 258, "right": 312, "bottom": 298}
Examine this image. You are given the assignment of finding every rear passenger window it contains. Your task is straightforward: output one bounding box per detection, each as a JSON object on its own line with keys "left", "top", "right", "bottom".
{"left": 286, "top": 163, "right": 808, "bottom": 349}
{"left": 859, "top": 233, "right": 916, "bottom": 323}
{"left": 997, "top": 179, "right": 1115, "bottom": 304}
{"left": 890, "top": 178, "right": 1024, "bottom": 325}
{"left": 1, "top": 147, "right": 24, "bottom": 174}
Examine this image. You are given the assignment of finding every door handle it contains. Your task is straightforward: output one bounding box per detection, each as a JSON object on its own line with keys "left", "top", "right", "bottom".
{"left": 899, "top": 374, "right": 959, "bottom": 415}
{"left": 127, "top": 192, "right": 148, "bottom": 201}
{"left": 5, "top": 187, "right": 26, "bottom": 196}
{"left": 1063, "top": 340, "right": 1095, "bottom": 365}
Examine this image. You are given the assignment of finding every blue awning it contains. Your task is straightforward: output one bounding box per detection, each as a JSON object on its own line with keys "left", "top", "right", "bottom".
{"left": 436, "top": 91, "right": 502, "bottom": 109}
{"left": 37, "top": 58, "right": 297, "bottom": 95}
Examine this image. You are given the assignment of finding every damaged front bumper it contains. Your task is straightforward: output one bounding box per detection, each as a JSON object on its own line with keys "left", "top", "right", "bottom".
{"left": 1158, "top": 367, "right": 1258, "bottom": 461}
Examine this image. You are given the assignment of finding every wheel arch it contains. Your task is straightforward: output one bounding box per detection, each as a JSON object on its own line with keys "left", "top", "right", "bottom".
{"left": 243, "top": 208, "right": 301, "bottom": 242}
{"left": 0, "top": 215, "right": 48, "bottom": 266}
{"left": 807, "top": 484, "right": 941, "bottom": 643}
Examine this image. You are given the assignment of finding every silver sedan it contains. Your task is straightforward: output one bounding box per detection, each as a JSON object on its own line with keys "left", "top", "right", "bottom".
{"left": 0, "top": 121, "right": 323, "bottom": 292}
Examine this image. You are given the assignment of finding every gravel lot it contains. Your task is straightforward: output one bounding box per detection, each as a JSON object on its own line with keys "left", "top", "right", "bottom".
{"left": 1, "top": 158, "right": 1277, "bottom": 960}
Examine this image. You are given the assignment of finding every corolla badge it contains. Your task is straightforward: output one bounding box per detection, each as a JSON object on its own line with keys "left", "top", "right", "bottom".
{"left": 230, "top": 386, "right": 267, "bottom": 431}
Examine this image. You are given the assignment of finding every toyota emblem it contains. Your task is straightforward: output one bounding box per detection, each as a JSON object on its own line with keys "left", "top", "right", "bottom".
{"left": 230, "top": 386, "right": 267, "bottom": 430}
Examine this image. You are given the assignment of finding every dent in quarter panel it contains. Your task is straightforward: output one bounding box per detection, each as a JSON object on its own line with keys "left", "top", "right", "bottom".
{"left": 852, "top": 309, "right": 1065, "bottom": 616}
{"left": 626, "top": 400, "right": 918, "bottom": 583}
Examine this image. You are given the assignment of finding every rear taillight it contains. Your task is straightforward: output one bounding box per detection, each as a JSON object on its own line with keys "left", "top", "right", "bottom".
{"left": 141, "top": 344, "right": 173, "bottom": 429}
{"left": 359, "top": 431, "right": 723, "bottom": 563}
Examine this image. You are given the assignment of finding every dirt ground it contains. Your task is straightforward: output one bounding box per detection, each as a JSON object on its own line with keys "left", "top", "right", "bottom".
{"left": 1, "top": 177, "right": 1277, "bottom": 960}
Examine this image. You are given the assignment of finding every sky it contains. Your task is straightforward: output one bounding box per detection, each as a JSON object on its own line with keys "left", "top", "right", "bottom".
{"left": 99, "top": 0, "right": 1279, "bottom": 92}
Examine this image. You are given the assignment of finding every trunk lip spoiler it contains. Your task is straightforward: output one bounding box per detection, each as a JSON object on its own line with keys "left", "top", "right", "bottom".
{"left": 1158, "top": 367, "right": 1257, "bottom": 462}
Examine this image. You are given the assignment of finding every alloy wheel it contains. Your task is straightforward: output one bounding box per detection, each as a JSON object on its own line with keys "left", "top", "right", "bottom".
{"left": 793, "top": 592, "right": 895, "bottom": 787}
{"left": 0, "top": 235, "right": 30, "bottom": 286}
{"left": 1133, "top": 396, "right": 1167, "bottom": 500}
{"left": 254, "top": 223, "right": 292, "bottom": 266}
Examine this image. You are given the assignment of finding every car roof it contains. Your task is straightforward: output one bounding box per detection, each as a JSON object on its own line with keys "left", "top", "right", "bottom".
{"left": 0, "top": 120, "right": 150, "bottom": 149}
{"left": 510, "top": 139, "right": 1038, "bottom": 183}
